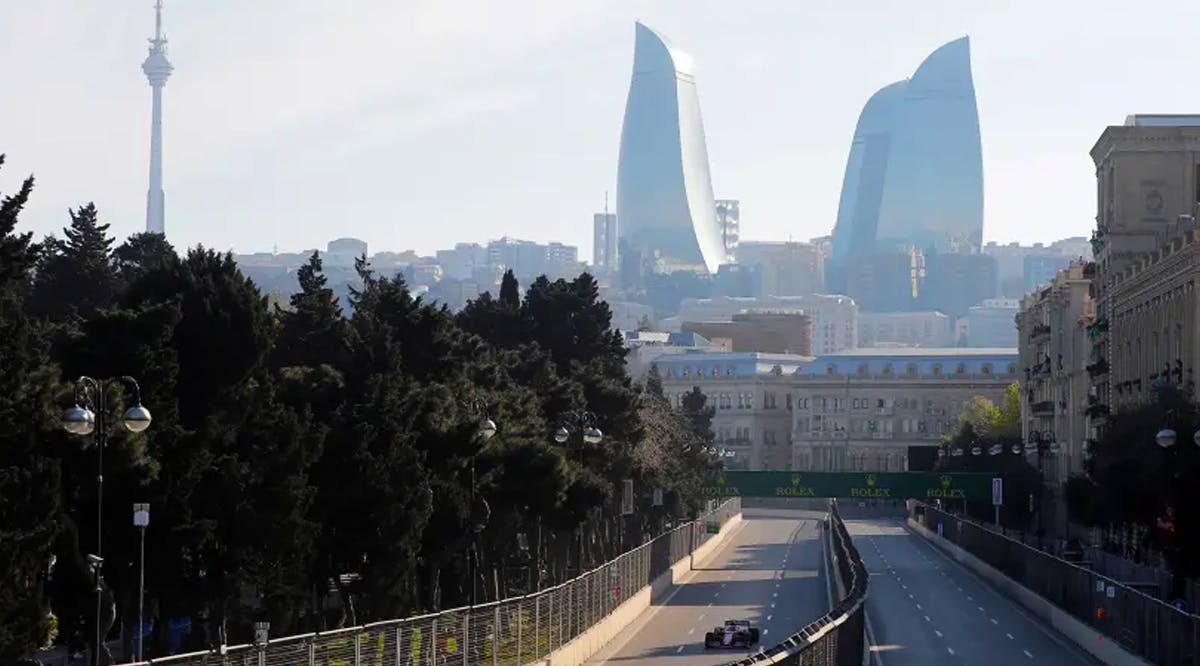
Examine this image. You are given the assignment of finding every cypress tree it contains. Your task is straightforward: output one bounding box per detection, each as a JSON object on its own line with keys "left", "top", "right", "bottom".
{"left": 0, "top": 157, "right": 64, "bottom": 664}
{"left": 28, "top": 203, "right": 118, "bottom": 321}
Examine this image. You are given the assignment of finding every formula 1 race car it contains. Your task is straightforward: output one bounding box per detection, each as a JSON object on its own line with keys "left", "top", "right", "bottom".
{"left": 703, "top": 620, "right": 760, "bottom": 649}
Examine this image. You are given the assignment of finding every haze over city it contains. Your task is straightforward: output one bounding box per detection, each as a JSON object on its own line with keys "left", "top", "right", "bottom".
{"left": 8, "top": 3, "right": 1200, "bottom": 666}
{"left": 5, "top": 0, "right": 1200, "bottom": 255}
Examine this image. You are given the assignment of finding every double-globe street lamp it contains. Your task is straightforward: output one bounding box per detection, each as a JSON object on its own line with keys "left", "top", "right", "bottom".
{"left": 62, "top": 376, "right": 152, "bottom": 666}
{"left": 462, "top": 401, "right": 497, "bottom": 612}
{"left": 554, "top": 411, "right": 603, "bottom": 574}
{"left": 1154, "top": 425, "right": 1200, "bottom": 602}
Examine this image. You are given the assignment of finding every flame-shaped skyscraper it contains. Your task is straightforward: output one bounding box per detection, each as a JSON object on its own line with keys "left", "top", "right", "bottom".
{"left": 142, "top": 0, "right": 173, "bottom": 235}
{"left": 616, "top": 22, "right": 724, "bottom": 274}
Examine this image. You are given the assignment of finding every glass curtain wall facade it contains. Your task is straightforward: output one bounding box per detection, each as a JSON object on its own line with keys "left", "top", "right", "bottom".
{"left": 829, "top": 36, "right": 983, "bottom": 289}
{"left": 616, "top": 22, "right": 724, "bottom": 274}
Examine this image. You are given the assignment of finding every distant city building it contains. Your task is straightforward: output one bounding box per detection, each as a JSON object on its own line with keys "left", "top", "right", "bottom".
{"left": 436, "top": 243, "right": 488, "bottom": 281}
{"left": 844, "top": 250, "right": 920, "bottom": 312}
{"left": 829, "top": 36, "right": 983, "bottom": 290}
{"left": 657, "top": 352, "right": 808, "bottom": 470}
{"left": 673, "top": 294, "right": 857, "bottom": 354}
{"left": 858, "top": 311, "right": 953, "bottom": 348}
{"left": 486, "top": 237, "right": 581, "bottom": 281}
{"left": 715, "top": 199, "right": 740, "bottom": 263}
{"left": 961, "top": 298, "right": 1020, "bottom": 347}
{"left": 793, "top": 348, "right": 1017, "bottom": 472}
{"left": 616, "top": 22, "right": 724, "bottom": 274}
{"left": 1017, "top": 261, "right": 1092, "bottom": 522}
{"left": 917, "top": 251, "right": 997, "bottom": 318}
{"left": 983, "top": 238, "right": 1090, "bottom": 297}
{"left": 325, "top": 237, "right": 367, "bottom": 266}
{"left": 592, "top": 212, "right": 618, "bottom": 274}
{"left": 624, "top": 330, "right": 724, "bottom": 379}
{"left": 682, "top": 312, "right": 814, "bottom": 355}
{"left": 608, "top": 300, "right": 656, "bottom": 332}
{"left": 735, "top": 241, "right": 824, "bottom": 297}
{"left": 713, "top": 263, "right": 760, "bottom": 298}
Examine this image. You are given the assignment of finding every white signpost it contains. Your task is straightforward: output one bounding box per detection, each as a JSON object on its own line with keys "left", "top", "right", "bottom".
{"left": 991, "top": 477, "right": 1003, "bottom": 527}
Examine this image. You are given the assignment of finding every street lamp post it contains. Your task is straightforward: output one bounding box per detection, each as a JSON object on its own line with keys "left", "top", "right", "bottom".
{"left": 554, "top": 410, "right": 603, "bottom": 575}
{"left": 62, "top": 376, "right": 151, "bottom": 666}
{"left": 133, "top": 503, "right": 150, "bottom": 661}
{"left": 463, "top": 402, "right": 497, "bottom": 611}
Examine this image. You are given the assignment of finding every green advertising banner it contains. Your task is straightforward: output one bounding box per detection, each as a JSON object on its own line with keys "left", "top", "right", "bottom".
{"left": 703, "top": 471, "right": 997, "bottom": 502}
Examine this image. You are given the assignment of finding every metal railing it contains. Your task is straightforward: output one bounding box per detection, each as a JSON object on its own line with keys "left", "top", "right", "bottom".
{"left": 913, "top": 502, "right": 1200, "bottom": 666}
{"left": 124, "top": 498, "right": 740, "bottom": 666}
{"left": 721, "top": 500, "right": 868, "bottom": 666}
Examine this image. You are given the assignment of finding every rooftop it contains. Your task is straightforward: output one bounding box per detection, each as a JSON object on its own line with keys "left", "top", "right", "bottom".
{"left": 816, "top": 347, "right": 1015, "bottom": 358}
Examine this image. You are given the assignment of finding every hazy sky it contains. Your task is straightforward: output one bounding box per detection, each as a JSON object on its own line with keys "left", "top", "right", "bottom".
{"left": 3, "top": 1, "right": 1199, "bottom": 257}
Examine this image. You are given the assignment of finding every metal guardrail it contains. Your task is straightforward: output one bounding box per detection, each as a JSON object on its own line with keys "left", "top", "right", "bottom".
{"left": 914, "top": 502, "right": 1200, "bottom": 666}
{"left": 720, "top": 499, "right": 869, "bottom": 666}
{"left": 123, "top": 498, "right": 741, "bottom": 666}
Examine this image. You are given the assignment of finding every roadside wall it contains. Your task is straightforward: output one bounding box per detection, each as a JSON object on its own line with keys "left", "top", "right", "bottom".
{"left": 535, "top": 512, "right": 744, "bottom": 666}
{"left": 907, "top": 517, "right": 1152, "bottom": 666}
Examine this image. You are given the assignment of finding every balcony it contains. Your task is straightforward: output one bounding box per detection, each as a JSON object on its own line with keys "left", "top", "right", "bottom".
{"left": 1030, "top": 324, "right": 1051, "bottom": 339}
{"left": 1031, "top": 401, "right": 1055, "bottom": 416}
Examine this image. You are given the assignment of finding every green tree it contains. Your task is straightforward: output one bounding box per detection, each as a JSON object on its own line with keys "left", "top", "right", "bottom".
{"left": 273, "top": 251, "right": 348, "bottom": 373}
{"left": 28, "top": 203, "right": 119, "bottom": 321}
{"left": 0, "top": 158, "right": 65, "bottom": 665}
{"left": 113, "top": 232, "right": 176, "bottom": 287}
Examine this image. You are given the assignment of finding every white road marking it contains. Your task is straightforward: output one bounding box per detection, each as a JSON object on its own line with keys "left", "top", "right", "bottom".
{"left": 967, "top": 595, "right": 973, "bottom": 601}
{"left": 957, "top": 587, "right": 963, "bottom": 592}
{"left": 990, "top": 618, "right": 998, "bottom": 625}
{"left": 707, "top": 602, "right": 713, "bottom": 607}
{"left": 908, "top": 593, "right": 914, "bottom": 599}
{"left": 924, "top": 615, "right": 931, "bottom": 622}
{"left": 688, "top": 627, "right": 695, "bottom": 635}
{"left": 767, "top": 614, "right": 773, "bottom": 621}
{"left": 771, "top": 602, "right": 776, "bottom": 609}
{"left": 1024, "top": 650, "right": 1033, "bottom": 659}
{"left": 977, "top": 606, "right": 985, "bottom": 612}
{"left": 1006, "top": 633, "right": 1014, "bottom": 640}
{"left": 676, "top": 646, "right": 684, "bottom": 654}
{"left": 763, "top": 629, "right": 769, "bottom": 636}
{"left": 916, "top": 603, "right": 922, "bottom": 610}
{"left": 947, "top": 647, "right": 955, "bottom": 656}
{"left": 935, "top": 630, "right": 943, "bottom": 638}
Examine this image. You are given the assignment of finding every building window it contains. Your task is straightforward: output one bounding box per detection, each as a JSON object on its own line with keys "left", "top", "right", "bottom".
{"left": 764, "top": 392, "right": 777, "bottom": 409}
{"left": 826, "top": 364, "right": 837, "bottom": 375}
{"left": 682, "top": 367, "right": 690, "bottom": 377}
{"left": 764, "top": 430, "right": 777, "bottom": 446}
{"left": 932, "top": 364, "right": 942, "bottom": 376}
{"left": 1007, "top": 363, "right": 1017, "bottom": 375}
{"left": 726, "top": 366, "right": 734, "bottom": 376}
{"left": 906, "top": 363, "right": 917, "bottom": 376}
{"left": 956, "top": 363, "right": 966, "bottom": 375}
{"left": 786, "top": 394, "right": 793, "bottom": 410}
{"left": 857, "top": 363, "right": 868, "bottom": 376}
{"left": 712, "top": 366, "right": 719, "bottom": 378}
{"left": 981, "top": 363, "right": 992, "bottom": 375}
{"left": 882, "top": 363, "right": 893, "bottom": 376}
{"left": 665, "top": 367, "right": 674, "bottom": 378}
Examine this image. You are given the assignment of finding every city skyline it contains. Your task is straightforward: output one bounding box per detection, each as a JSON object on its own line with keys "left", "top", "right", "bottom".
{"left": 3, "top": 1, "right": 1200, "bottom": 256}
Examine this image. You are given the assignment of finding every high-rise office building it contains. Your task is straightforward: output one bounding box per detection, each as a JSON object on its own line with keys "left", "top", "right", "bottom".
{"left": 616, "top": 22, "right": 724, "bottom": 274}
{"left": 593, "top": 212, "right": 618, "bottom": 274}
{"left": 829, "top": 37, "right": 983, "bottom": 288}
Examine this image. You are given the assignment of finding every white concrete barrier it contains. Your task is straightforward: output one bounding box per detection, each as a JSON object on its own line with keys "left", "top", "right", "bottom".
{"left": 533, "top": 512, "right": 743, "bottom": 666}
{"left": 907, "top": 517, "right": 1153, "bottom": 666}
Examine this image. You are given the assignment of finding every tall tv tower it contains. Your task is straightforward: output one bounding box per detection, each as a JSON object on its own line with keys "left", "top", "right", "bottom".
{"left": 142, "top": 0, "right": 173, "bottom": 235}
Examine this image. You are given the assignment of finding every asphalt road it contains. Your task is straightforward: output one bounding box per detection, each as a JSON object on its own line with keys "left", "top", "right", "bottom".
{"left": 847, "top": 517, "right": 1100, "bottom": 666}
{"left": 587, "top": 506, "right": 831, "bottom": 665}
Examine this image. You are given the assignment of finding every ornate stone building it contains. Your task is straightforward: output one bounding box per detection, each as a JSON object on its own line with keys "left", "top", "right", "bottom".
{"left": 1016, "top": 262, "right": 1093, "bottom": 535}
{"left": 1088, "top": 116, "right": 1200, "bottom": 434}
{"left": 1109, "top": 230, "right": 1200, "bottom": 409}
